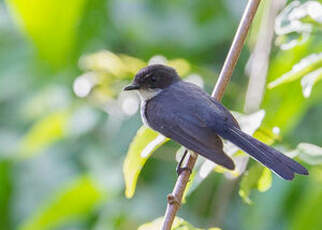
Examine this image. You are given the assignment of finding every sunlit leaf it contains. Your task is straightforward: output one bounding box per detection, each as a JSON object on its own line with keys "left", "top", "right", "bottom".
{"left": 19, "top": 111, "right": 70, "bottom": 158}
{"left": 19, "top": 176, "right": 105, "bottom": 230}
{"left": 291, "top": 142, "right": 322, "bottom": 165}
{"left": 6, "top": 0, "right": 87, "bottom": 67}
{"left": 239, "top": 164, "right": 272, "bottom": 204}
{"left": 138, "top": 216, "right": 221, "bottom": 230}
{"left": 268, "top": 53, "right": 322, "bottom": 89}
{"left": 123, "top": 126, "right": 169, "bottom": 198}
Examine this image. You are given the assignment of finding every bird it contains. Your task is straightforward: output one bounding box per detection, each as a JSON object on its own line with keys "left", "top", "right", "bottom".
{"left": 123, "top": 64, "right": 308, "bottom": 180}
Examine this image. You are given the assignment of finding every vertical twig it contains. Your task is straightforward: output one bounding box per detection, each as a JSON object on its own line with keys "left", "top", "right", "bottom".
{"left": 210, "top": 1, "right": 285, "bottom": 226}
{"left": 161, "top": 1, "right": 262, "bottom": 229}
{"left": 212, "top": 0, "right": 262, "bottom": 101}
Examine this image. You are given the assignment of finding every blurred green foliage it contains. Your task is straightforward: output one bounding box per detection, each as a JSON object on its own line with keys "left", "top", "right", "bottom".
{"left": 7, "top": 0, "right": 87, "bottom": 67}
{"left": 19, "top": 176, "right": 106, "bottom": 230}
{"left": 1, "top": 0, "right": 322, "bottom": 230}
{"left": 239, "top": 165, "right": 272, "bottom": 205}
{"left": 138, "top": 216, "right": 220, "bottom": 230}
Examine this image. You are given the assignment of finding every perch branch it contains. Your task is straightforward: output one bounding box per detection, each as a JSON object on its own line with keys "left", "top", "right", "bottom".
{"left": 161, "top": 0, "right": 262, "bottom": 229}
{"left": 210, "top": 1, "right": 285, "bottom": 226}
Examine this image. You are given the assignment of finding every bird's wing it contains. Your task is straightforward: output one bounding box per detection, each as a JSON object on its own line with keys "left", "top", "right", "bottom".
{"left": 146, "top": 97, "right": 235, "bottom": 169}
{"left": 208, "top": 97, "right": 240, "bottom": 130}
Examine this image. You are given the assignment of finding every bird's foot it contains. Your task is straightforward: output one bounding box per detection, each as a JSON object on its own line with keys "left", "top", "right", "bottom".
{"left": 176, "top": 166, "right": 192, "bottom": 176}
{"left": 176, "top": 149, "right": 192, "bottom": 176}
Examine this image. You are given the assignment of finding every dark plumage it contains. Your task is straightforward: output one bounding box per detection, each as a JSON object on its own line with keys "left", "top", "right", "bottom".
{"left": 124, "top": 64, "right": 308, "bottom": 180}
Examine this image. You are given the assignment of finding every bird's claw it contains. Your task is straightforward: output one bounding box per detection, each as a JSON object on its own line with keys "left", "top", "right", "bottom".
{"left": 176, "top": 166, "right": 192, "bottom": 176}
{"left": 176, "top": 149, "right": 192, "bottom": 176}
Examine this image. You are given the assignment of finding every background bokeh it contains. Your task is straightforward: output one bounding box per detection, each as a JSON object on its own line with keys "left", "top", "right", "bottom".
{"left": 1, "top": 0, "right": 322, "bottom": 229}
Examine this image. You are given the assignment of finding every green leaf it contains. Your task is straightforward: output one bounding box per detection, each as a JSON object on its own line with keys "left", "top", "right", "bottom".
{"left": 19, "top": 176, "right": 105, "bottom": 230}
{"left": 138, "top": 216, "right": 221, "bottom": 230}
{"left": 239, "top": 164, "right": 272, "bottom": 204}
{"left": 6, "top": 0, "right": 87, "bottom": 67}
{"left": 0, "top": 161, "right": 12, "bottom": 230}
{"left": 292, "top": 143, "right": 322, "bottom": 165}
{"left": 123, "top": 126, "right": 169, "bottom": 198}
{"left": 268, "top": 53, "right": 322, "bottom": 89}
{"left": 19, "top": 111, "right": 70, "bottom": 158}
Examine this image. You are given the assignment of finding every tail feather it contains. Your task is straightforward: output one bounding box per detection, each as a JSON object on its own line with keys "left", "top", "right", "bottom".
{"left": 225, "top": 127, "right": 308, "bottom": 180}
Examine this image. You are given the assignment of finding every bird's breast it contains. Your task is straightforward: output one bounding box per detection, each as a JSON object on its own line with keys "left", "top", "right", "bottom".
{"left": 140, "top": 100, "right": 150, "bottom": 127}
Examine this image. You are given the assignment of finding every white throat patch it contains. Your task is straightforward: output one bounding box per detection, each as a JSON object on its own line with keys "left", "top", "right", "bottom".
{"left": 136, "top": 88, "right": 162, "bottom": 127}
{"left": 136, "top": 88, "right": 162, "bottom": 101}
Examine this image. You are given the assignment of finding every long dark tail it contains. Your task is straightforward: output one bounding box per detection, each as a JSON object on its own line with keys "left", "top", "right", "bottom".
{"left": 225, "top": 126, "right": 308, "bottom": 180}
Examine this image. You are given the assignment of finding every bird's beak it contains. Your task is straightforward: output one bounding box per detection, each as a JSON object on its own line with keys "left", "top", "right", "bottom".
{"left": 123, "top": 83, "right": 140, "bottom": 91}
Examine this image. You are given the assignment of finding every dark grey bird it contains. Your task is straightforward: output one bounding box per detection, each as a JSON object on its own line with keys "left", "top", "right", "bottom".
{"left": 124, "top": 64, "right": 308, "bottom": 180}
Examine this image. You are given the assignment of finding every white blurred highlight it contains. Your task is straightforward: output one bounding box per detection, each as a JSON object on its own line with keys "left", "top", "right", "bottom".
{"left": 121, "top": 96, "right": 139, "bottom": 116}
{"left": 307, "top": 1, "right": 322, "bottom": 23}
{"left": 73, "top": 73, "right": 97, "bottom": 98}
{"left": 68, "top": 107, "right": 98, "bottom": 136}
{"left": 148, "top": 55, "right": 167, "bottom": 65}
{"left": 301, "top": 67, "right": 322, "bottom": 98}
{"left": 272, "top": 126, "right": 280, "bottom": 135}
{"left": 199, "top": 160, "right": 216, "bottom": 179}
{"left": 275, "top": 1, "right": 322, "bottom": 50}
{"left": 225, "top": 155, "right": 249, "bottom": 179}
{"left": 141, "top": 134, "right": 167, "bottom": 158}
{"left": 184, "top": 74, "right": 204, "bottom": 88}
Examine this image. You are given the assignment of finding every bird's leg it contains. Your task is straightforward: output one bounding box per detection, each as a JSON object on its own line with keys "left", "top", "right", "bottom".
{"left": 176, "top": 149, "right": 192, "bottom": 176}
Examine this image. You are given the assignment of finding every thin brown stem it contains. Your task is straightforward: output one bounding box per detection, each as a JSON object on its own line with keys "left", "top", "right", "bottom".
{"left": 209, "top": 1, "right": 285, "bottom": 227}
{"left": 161, "top": 1, "right": 262, "bottom": 229}
{"left": 212, "top": 0, "right": 262, "bottom": 101}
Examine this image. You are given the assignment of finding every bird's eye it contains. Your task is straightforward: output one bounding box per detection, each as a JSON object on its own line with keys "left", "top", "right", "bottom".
{"left": 151, "top": 75, "right": 157, "bottom": 82}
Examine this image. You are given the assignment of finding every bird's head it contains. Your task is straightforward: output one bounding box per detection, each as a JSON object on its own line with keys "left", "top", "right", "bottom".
{"left": 124, "top": 64, "right": 180, "bottom": 100}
